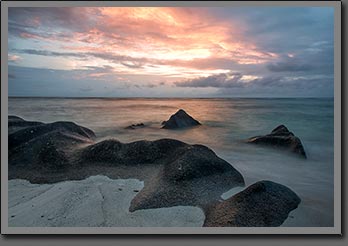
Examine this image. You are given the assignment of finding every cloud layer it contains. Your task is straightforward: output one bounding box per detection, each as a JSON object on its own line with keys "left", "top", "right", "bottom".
{"left": 8, "top": 7, "right": 334, "bottom": 97}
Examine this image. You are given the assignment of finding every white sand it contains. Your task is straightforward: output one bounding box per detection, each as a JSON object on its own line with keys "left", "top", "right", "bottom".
{"left": 8, "top": 175, "right": 205, "bottom": 227}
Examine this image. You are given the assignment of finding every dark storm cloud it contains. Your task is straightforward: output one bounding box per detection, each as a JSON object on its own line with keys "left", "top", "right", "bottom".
{"left": 174, "top": 73, "right": 284, "bottom": 89}
{"left": 12, "top": 49, "right": 151, "bottom": 69}
{"left": 14, "top": 49, "right": 87, "bottom": 58}
{"left": 174, "top": 71, "right": 333, "bottom": 97}
{"left": 120, "top": 62, "right": 144, "bottom": 69}
{"left": 267, "top": 57, "right": 313, "bottom": 72}
{"left": 175, "top": 73, "right": 244, "bottom": 88}
{"left": 8, "top": 7, "right": 100, "bottom": 32}
{"left": 211, "top": 7, "right": 334, "bottom": 75}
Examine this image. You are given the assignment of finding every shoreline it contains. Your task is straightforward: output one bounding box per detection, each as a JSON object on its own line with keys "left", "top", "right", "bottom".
{"left": 8, "top": 175, "right": 205, "bottom": 227}
{"left": 9, "top": 175, "right": 326, "bottom": 227}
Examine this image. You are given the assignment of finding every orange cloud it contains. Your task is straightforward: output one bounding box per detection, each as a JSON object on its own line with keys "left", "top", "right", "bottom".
{"left": 8, "top": 54, "right": 22, "bottom": 62}
{"left": 13, "top": 7, "right": 279, "bottom": 78}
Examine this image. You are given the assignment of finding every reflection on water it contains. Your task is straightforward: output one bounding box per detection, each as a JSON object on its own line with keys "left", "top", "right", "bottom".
{"left": 8, "top": 97, "right": 334, "bottom": 226}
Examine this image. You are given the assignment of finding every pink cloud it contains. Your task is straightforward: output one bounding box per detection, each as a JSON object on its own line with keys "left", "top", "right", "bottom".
{"left": 8, "top": 54, "right": 22, "bottom": 62}
{"left": 11, "top": 7, "right": 279, "bottom": 77}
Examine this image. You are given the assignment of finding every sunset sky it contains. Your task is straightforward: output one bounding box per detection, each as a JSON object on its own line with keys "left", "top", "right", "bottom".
{"left": 8, "top": 7, "right": 334, "bottom": 97}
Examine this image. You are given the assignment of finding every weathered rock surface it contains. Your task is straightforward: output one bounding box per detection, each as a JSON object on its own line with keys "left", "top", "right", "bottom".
{"left": 80, "top": 138, "right": 245, "bottom": 210}
{"left": 125, "top": 123, "right": 145, "bottom": 130}
{"left": 8, "top": 118, "right": 96, "bottom": 180}
{"left": 8, "top": 115, "right": 44, "bottom": 134}
{"left": 8, "top": 116, "right": 245, "bottom": 212}
{"left": 247, "top": 125, "right": 306, "bottom": 158}
{"left": 128, "top": 142, "right": 245, "bottom": 211}
{"left": 162, "top": 109, "right": 201, "bottom": 129}
{"left": 203, "top": 180, "right": 301, "bottom": 227}
{"left": 9, "top": 121, "right": 95, "bottom": 150}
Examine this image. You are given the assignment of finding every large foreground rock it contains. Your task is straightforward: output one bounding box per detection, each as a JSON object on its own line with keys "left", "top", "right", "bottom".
{"left": 9, "top": 120, "right": 95, "bottom": 150}
{"left": 203, "top": 180, "right": 301, "bottom": 227}
{"left": 8, "top": 115, "right": 44, "bottom": 134}
{"left": 8, "top": 116, "right": 245, "bottom": 212}
{"left": 127, "top": 141, "right": 245, "bottom": 211}
{"left": 162, "top": 109, "right": 201, "bottom": 129}
{"left": 247, "top": 125, "right": 306, "bottom": 158}
{"left": 80, "top": 138, "right": 245, "bottom": 210}
{"left": 9, "top": 117, "right": 96, "bottom": 177}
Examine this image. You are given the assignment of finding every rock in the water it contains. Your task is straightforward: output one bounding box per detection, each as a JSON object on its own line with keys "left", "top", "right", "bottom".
{"left": 128, "top": 142, "right": 245, "bottom": 211}
{"left": 125, "top": 123, "right": 145, "bottom": 130}
{"left": 79, "top": 138, "right": 245, "bottom": 210}
{"left": 8, "top": 116, "right": 96, "bottom": 176}
{"left": 247, "top": 125, "right": 306, "bottom": 158}
{"left": 8, "top": 115, "right": 44, "bottom": 134}
{"left": 162, "top": 109, "right": 201, "bottom": 129}
{"left": 203, "top": 180, "right": 301, "bottom": 227}
{"left": 9, "top": 120, "right": 95, "bottom": 150}
{"left": 8, "top": 116, "right": 245, "bottom": 211}
{"left": 8, "top": 115, "right": 25, "bottom": 122}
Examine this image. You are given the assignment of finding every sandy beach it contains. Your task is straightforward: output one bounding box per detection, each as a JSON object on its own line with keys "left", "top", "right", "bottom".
{"left": 8, "top": 175, "right": 205, "bottom": 227}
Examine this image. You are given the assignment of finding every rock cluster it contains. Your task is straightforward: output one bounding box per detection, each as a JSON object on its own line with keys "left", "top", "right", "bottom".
{"left": 8, "top": 116, "right": 301, "bottom": 227}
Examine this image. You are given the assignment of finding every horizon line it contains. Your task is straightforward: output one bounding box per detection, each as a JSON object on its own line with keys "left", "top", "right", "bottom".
{"left": 8, "top": 96, "right": 334, "bottom": 99}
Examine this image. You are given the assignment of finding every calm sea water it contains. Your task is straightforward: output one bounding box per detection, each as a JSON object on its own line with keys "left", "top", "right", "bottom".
{"left": 8, "top": 97, "right": 334, "bottom": 227}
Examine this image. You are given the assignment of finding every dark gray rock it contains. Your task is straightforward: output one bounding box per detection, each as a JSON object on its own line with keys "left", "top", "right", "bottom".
{"left": 9, "top": 120, "right": 95, "bottom": 150}
{"left": 8, "top": 115, "right": 44, "bottom": 134}
{"left": 129, "top": 142, "right": 245, "bottom": 211}
{"left": 8, "top": 116, "right": 96, "bottom": 175}
{"left": 162, "top": 109, "right": 201, "bottom": 129}
{"left": 247, "top": 125, "right": 306, "bottom": 158}
{"left": 125, "top": 123, "right": 145, "bottom": 130}
{"left": 79, "top": 138, "right": 245, "bottom": 210}
{"left": 9, "top": 130, "right": 92, "bottom": 170}
{"left": 203, "top": 180, "right": 301, "bottom": 227}
{"left": 8, "top": 116, "right": 244, "bottom": 211}
{"left": 79, "top": 138, "right": 184, "bottom": 165}
{"left": 8, "top": 115, "right": 25, "bottom": 122}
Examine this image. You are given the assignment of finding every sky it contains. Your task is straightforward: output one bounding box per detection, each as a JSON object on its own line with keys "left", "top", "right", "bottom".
{"left": 8, "top": 7, "right": 334, "bottom": 98}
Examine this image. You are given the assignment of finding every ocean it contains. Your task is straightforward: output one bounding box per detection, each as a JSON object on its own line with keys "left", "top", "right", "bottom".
{"left": 8, "top": 97, "right": 334, "bottom": 227}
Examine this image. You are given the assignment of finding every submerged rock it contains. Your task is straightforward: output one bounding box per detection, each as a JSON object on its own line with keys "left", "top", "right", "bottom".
{"left": 125, "top": 123, "right": 145, "bottom": 130}
{"left": 162, "top": 109, "right": 201, "bottom": 129}
{"left": 247, "top": 125, "right": 306, "bottom": 158}
{"left": 203, "top": 180, "right": 301, "bottom": 227}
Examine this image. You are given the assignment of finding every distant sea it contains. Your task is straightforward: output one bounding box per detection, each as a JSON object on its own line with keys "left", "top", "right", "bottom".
{"left": 8, "top": 97, "right": 334, "bottom": 226}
